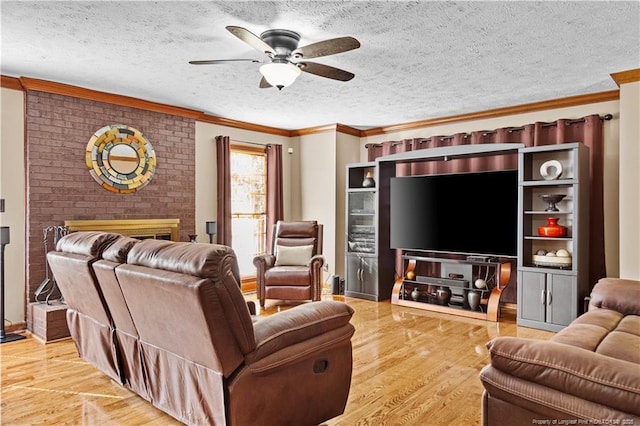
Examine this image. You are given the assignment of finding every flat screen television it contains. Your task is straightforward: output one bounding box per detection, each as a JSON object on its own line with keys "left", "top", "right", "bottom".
{"left": 389, "top": 169, "right": 518, "bottom": 257}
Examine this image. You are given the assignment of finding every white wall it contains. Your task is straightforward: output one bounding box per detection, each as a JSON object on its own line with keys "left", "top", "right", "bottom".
{"left": 298, "top": 131, "right": 338, "bottom": 279}
{"left": 0, "top": 88, "right": 26, "bottom": 324}
{"left": 618, "top": 81, "right": 640, "bottom": 279}
{"left": 361, "top": 100, "right": 622, "bottom": 277}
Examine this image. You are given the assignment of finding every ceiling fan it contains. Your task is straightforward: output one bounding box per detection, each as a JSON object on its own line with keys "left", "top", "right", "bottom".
{"left": 189, "top": 26, "right": 360, "bottom": 90}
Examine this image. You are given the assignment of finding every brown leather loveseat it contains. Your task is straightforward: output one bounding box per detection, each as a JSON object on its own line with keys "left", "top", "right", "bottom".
{"left": 480, "top": 277, "right": 640, "bottom": 425}
{"left": 48, "top": 231, "right": 356, "bottom": 426}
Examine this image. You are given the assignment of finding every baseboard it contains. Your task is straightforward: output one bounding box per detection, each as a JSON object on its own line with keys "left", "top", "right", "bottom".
{"left": 241, "top": 281, "right": 256, "bottom": 293}
{"left": 4, "top": 321, "right": 26, "bottom": 333}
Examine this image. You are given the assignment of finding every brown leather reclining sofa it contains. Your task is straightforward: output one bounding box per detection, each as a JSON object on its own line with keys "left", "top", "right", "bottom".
{"left": 480, "top": 277, "right": 640, "bottom": 424}
{"left": 47, "top": 231, "right": 356, "bottom": 426}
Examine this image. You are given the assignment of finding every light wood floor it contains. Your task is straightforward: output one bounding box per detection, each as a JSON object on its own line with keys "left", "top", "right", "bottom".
{"left": 1, "top": 296, "right": 554, "bottom": 425}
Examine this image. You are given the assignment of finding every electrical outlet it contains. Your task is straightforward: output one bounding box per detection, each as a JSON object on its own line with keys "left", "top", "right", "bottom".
{"left": 323, "top": 263, "right": 329, "bottom": 272}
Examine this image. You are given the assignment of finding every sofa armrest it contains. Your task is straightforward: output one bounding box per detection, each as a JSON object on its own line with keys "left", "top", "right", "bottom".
{"left": 309, "top": 254, "right": 325, "bottom": 269}
{"left": 247, "top": 301, "right": 354, "bottom": 364}
{"left": 589, "top": 277, "right": 640, "bottom": 316}
{"left": 486, "top": 337, "right": 640, "bottom": 416}
{"left": 253, "top": 255, "right": 275, "bottom": 296}
{"left": 253, "top": 254, "right": 275, "bottom": 270}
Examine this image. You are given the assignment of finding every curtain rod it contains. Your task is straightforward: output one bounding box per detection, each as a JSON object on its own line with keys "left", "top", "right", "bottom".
{"left": 543, "top": 113, "right": 613, "bottom": 127}
{"left": 231, "top": 139, "right": 273, "bottom": 148}
{"left": 365, "top": 114, "right": 613, "bottom": 148}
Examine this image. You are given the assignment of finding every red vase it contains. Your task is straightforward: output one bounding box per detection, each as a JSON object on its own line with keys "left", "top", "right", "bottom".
{"left": 538, "top": 217, "right": 567, "bottom": 237}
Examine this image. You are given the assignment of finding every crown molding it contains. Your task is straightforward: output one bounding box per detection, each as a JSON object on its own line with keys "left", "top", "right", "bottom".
{"left": 4, "top": 75, "right": 292, "bottom": 136}
{"left": 336, "top": 124, "right": 362, "bottom": 137}
{"left": 610, "top": 68, "right": 640, "bottom": 86}
{"left": 196, "top": 113, "right": 291, "bottom": 137}
{"left": 290, "top": 124, "right": 336, "bottom": 137}
{"left": 18, "top": 77, "right": 202, "bottom": 119}
{"left": 2, "top": 74, "right": 621, "bottom": 139}
{"left": 360, "top": 90, "right": 620, "bottom": 137}
{"left": 1, "top": 75, "right": 24, "bottom": 91}
{"left": 290, "top": 123, "right": 361, "bottom": 137}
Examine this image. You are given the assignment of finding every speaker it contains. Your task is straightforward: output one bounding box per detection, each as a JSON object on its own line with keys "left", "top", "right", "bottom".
{"left": 206, "top": 221, "right": 217, "bottom": 235}
{"left": 331, "top": 275, "right": 345, "bottom": 295}
{"left": 0, "top": 227, "right": 9, "bottom": 245}
{"left": 205, "top": 221, "right": 217, "bottom": 244}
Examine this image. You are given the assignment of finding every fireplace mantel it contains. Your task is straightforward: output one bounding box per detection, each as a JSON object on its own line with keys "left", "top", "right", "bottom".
{"left": 64, "top": 218, "right": 180, "bottom": 241}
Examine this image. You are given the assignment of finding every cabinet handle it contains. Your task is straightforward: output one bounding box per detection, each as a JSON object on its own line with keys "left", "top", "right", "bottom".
{"left": 547, "top": 291, "right": 552, "bottom": 305}
{"left": 540, "top": 290, "right": 546, "bottom": 305}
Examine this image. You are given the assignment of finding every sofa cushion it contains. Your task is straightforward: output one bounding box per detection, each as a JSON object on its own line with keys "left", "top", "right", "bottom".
{"left": 101, "top": 237, "right": 140, "bottom": 263}
{"left": 486, "top": 337, "right": 640, "bottom": 416}
{"left": 550, "top": 309, "right": 623, "bottom": 351}
{"left": 275, "top": 244, "right": 313, "bottom": 266}
{"left": 265, "top": 266, "right": 311, "bottom": 286}
{"left": 273, "top": 221, "right": 320, "bottom": 255}
{"left": 597, "top": 314, "right": 640, "bottom": 363}
{"left": 552, "top": 310, "right": 640, "bottom": 364}
{"left": 56, "top": 231, "right": 122, "bottom": 257}
{"left": 589, "top": 277, "right": 640, "bottom": 316}
{"left": 127, "top": 239, "right": 241, "bottom": 283}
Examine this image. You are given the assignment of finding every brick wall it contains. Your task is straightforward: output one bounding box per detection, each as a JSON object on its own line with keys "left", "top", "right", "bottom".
{"left": 25, "top": 90, "right": 195, "bottom": 301}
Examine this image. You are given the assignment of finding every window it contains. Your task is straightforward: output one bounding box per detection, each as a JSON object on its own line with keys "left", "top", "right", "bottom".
{"left": 230, "top": 145, "right": 267, "bottom": 278}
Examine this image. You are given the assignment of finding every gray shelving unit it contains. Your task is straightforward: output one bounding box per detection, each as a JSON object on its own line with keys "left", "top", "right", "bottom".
{"left": 344, "top": 162, "right": 395, "bottom": 301}
{"left": 517, "top": 142, "right": 590, "bottom": 332}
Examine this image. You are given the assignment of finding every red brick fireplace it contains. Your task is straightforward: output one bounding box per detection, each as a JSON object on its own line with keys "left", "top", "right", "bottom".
{"left": 24, "top": 89, "right": 197, "bottom": 337}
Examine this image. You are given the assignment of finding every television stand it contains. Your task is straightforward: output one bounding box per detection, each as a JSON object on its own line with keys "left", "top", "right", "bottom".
{"left": 391, "top": 254, "right": 512, "bottom": 321}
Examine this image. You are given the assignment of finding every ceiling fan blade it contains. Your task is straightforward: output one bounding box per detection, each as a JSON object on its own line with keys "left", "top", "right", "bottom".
{"left": 293, "top": 36, "right": 360, "bottom": 59}
{"left": 226, "top": 26, "right": 275, "bottom": 56}
{"left": 298, "top": 62, "right": 355, "bottom": 81}
{"left": 189, "top": 59, "right": 260, "bottom": 65}
{"left": 259, "top": 77, "right": 272, "bottom": 88}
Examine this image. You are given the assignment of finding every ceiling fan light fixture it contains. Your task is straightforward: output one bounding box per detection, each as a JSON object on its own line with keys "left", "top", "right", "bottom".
{"left": 259, "top": 62, "right": 301, "bottom": 89}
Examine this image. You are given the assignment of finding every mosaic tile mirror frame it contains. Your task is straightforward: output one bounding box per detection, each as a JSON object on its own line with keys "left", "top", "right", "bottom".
{"left": 85, "top": 124, "right": 156, "bottom": 194}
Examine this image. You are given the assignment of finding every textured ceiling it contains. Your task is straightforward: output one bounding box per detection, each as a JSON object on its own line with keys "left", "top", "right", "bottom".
{"left": 1, "top": 1, "right": 639, "bottom": 130}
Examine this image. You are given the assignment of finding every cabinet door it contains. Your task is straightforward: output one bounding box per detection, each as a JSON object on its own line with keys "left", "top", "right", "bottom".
{"left": 345, "top": 255, "right": 378, "bottom": 297}
{"left": 359, "top": 256, "right": 379, "bottom": 297}
{"left": 345, "top": 255, "right": 363, "bottom": 293}
{"left": 546, "top": 274, "right": 577, "bottom": 327}
{"left": 346, "top": 191, "right": 376, "bottom": 255}
{"left": 518, "top": 270, "right": 546, "bottom": 322}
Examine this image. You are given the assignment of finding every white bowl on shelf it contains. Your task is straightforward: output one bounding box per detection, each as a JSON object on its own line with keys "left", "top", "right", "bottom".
{"left": 532, "top": 254, "right": 572, "bottom": 268}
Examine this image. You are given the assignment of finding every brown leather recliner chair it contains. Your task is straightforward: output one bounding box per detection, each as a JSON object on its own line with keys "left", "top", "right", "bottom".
{"left": 46, "top": 231, "right": 124, "bottom": 384}
{"left": 115, "top": 238, "right": 354, "bottom": 425}
{"left": 91, "top": 237, "right": 150, "bottom": 400}
{"left": 253, "top": 220, "right": 325, "bottom": 309}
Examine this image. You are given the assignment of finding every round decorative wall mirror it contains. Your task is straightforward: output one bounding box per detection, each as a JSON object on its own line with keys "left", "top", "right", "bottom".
{"left": 85, "top": 124, "right": 156, "bottom": 193}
